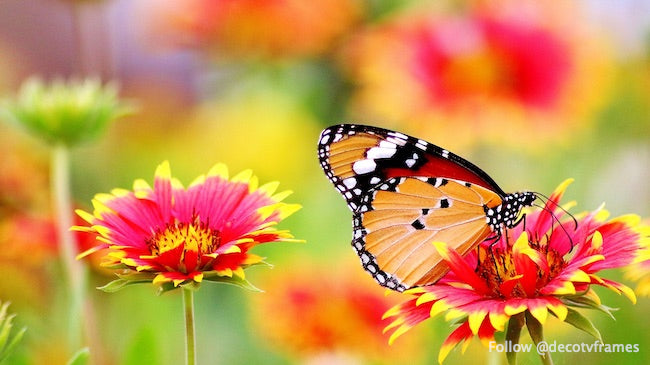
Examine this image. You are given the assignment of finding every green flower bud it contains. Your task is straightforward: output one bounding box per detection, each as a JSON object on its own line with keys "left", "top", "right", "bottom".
{"left": 1, "top": 77, "right": 133, "bottom": 146}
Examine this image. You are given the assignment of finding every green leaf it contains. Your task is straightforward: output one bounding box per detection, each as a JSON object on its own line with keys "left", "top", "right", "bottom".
{"left": 562, "top": 297, "right": 618, "bottom": 320}
{"left": 563, "top": 308, "right": 603, "bottom": 342}
{"left": 525, "top": 311, "right": 554, "bottom": 365}
{"left": 0, "top": 302, "right": 8, "bottom": 320}
{"left": 0, "top": 302, "right": 26, "bottom": 365}
{"left": 0, "top": 314, "right": 15, "bottom": 350}
{"left": 97, "top": 278, "right": 150, "bottom": 293}
{"left": 505, "top": 312, "right": 525, "bottom": 365}
{"left": 0, "top": 326, "right": 25, "bottom": 364}
{"left": 156, "top": 281, "right": 179, "bottom": 295}
{"left": 524, "top": 311, "right": 544, "bottom": 345}
{"left": 116, "top": 272, "right": 156, "bottom": 281}
{"left": 66, "top": 347, "right": 90, "bottom": 365}
{"left": 202, "top": 275, "right": 263, "bottom": 292}
{"left": 246, "top": 260, "right": 273, "bottom": 269}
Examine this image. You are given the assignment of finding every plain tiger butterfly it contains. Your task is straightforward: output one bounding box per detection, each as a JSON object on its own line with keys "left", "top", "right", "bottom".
{"left": 317, "top": 124, "right": 537, "bottom": 292}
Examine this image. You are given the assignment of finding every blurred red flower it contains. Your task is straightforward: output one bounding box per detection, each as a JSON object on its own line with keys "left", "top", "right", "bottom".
{"left": 249, "top": 260, "right": 421, "bottom": 364}
{"left": 342, "top": 3, "right": 612, "bottom": 150}
{"left": 146, "top": 0, "right": 364, "bottom": 59}
{"left": 0, "top": 214, "right": 56, "bottom": 309}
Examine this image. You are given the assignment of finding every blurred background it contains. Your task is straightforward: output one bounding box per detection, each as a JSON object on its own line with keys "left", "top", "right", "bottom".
{"left": 0, "top": 0, "right": 649, "bottom": 364}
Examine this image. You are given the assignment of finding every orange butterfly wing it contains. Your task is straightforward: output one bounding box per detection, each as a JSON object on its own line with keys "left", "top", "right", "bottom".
{"left": 354, "top": 177, "right": 502, "bottom": 290}
{"left": 318, "top": 124, "right": 535, "bottom": 292}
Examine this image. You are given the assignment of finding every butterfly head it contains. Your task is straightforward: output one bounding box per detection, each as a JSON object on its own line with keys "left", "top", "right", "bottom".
{"left": 486, "top": 191, "right": 537, "bottom": 231}
{"left": 519, "top": 191, "right": 537, "bottom": 207}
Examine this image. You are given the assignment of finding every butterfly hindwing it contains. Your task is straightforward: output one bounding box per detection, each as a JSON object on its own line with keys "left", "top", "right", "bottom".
{"left": 352, "top": 176, "right": 503, "bottom": 291}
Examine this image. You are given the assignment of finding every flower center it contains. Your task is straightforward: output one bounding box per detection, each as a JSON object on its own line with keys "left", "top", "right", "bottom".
{"left": 440, "top": 50, "right": 516, "bottom": 100}
{"left": 476, "top": 243, "right": 566, "bottom": 298}
{"left": 147, "top": 218, "right": 220, "bottom": 257}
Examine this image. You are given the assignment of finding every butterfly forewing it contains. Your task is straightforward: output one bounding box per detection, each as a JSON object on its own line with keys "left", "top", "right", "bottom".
{"left": 318, "top": 124, "right": 506, "bottom": 212}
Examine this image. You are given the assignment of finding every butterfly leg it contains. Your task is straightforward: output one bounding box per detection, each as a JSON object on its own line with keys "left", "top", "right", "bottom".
{"left": 512, "top": 213, "right": 527, "bottom": 230}
{"left": 485, "top": 234, "right": 503, "bottom": 283}
{"left": 501, "top": 229, "right": 511, "bottom": 272}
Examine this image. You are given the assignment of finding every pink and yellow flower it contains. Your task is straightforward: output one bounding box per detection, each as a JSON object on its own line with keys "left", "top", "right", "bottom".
{"left": 75, "top": 161, "right": 301, "bottom": 292}
{"left": 384, "top": 179, "right": 649, "bottom": 363}
{"left": 624, "top": 220, "right": 650, "bottom": 296}
{"left": 342, "top": 2, "right": 611, "bottom": 150}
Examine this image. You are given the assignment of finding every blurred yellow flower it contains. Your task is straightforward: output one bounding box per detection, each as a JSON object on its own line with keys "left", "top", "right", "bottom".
{"left": 188, "top": 90, "right": 322, "bottom": 185}
{"left": 341, "top": 2, "right": 612, "bottom": 150}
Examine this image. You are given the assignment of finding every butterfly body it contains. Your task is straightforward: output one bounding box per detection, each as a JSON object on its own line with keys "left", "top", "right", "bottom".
{"left": 318, "top": 124, "right": 536, "bottom": 292}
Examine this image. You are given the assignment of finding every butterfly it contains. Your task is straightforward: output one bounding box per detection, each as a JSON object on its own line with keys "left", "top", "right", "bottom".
{"left": 317, "top": 124, "right": 537, "bottom": 292}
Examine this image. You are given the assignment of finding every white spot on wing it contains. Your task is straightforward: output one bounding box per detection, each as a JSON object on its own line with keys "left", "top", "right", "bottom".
{"left": 379, "top": 141, "right": 397, "bottom": 149}
{"left": 320, "top": 134, "right": 330, "bottom": 145}
{"left": 342, "top": 177, "right": 357, "bottom": 189}
{"left": 352, "top": 159, "right": 377, "bottom": 174}
{"left": 388, "top": 131, "right": 408, "bottom": 140}
{"left": 385, "top": 136, "right": 407, "bottom": 146}
{"left": 367, "top": 146, "right": 397, "bottom": 159}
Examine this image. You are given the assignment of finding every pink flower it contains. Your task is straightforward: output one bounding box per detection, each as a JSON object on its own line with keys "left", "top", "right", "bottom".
{"left": 75, "top": 161, "right": 301, "bottom": 292}
{"left": 384, "top": 179, "right": 648, "bottom": 363}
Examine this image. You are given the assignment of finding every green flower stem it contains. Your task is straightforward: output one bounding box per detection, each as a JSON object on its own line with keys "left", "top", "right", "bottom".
{"left": 183, "top": 288, "right": 196, "bottom": 365}
{"left": 51, "top": 143, "right": 86, "bottom": 350}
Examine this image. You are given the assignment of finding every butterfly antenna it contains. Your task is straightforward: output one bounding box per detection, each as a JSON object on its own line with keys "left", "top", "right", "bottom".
{"left": 534, "top": 191, "right": 578, "bottom": 230}
{"left": 533, "top": 191, "right": 578, "bottom": 252}
{"left": 532, "top": 201, "right": 575, "bottom": 252}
